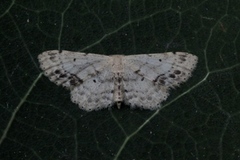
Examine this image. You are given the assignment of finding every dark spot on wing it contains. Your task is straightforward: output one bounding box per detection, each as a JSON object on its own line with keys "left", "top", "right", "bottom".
{"left": 96, "top": 70, "right": 100, "bottom": 74}
{"left": 169, "top": 74, "right": 176, "bottom": 78}
{"left": 59, "top": 74, "right": 67, "bottom": 78}
{"left": 174, "top": 70, "right": 181, "bottom": 74}
{"left": 50, "top": 56, "right": 56, "bottom": 61}
{"left": 48, "top": 52, "right": 57, "bottom": 56}
{"left": 180, "top": 58, "right": 186, "bottom": 61}
{"left": 179, "top": 54, "right": 187, "bottom": 61}
{"left": 93, "top": 79, "right": 96, "bottom": 83}
{"left": 134, "top": 69, "right": 140, "bottom": 74}
{"left": 70, "top": 79, "right": 77, "bottom": 85}
{"left": 55, "top": 70, "right": 61, "bottom": 74}
{"left": 79, "top": 78, "right": 83, "bottom": 83}
{"left": 159, "top": 79, "right": 165, "bottom": 85}
{"left": 69, "top": 75, "right": 83, "bottom": 86}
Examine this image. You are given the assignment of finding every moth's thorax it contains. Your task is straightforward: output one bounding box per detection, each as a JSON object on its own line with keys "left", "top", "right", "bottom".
{"left": 111, "top": 55, "right": 124, "bottom": 108}
{"left": 111, "top": 55, "right": 124, "bottom": 72}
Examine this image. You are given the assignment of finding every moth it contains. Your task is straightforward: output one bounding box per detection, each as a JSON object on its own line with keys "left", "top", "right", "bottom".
{"left": 38, "top": 50, "right": 198, "bottom": 111}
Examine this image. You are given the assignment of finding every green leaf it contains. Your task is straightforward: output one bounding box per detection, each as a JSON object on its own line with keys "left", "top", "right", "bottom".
{"left": 1, "top": 0, "right": 240, "bottom": 159}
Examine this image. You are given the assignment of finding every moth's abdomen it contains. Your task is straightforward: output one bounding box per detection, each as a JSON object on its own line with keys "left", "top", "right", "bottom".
{"left": 113, "top": 72, "right": 124, "bottom": 107}
{"left": 111, "top": 55, "right": 124, "bottom": 107}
